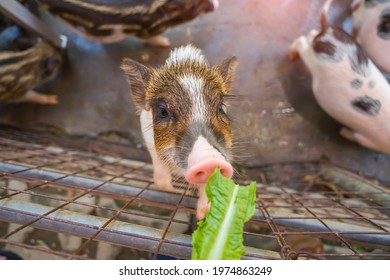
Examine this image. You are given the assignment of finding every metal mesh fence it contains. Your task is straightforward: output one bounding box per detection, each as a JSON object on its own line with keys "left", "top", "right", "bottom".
{"left": 0, "top": 126, "right": 389, "bottom": 260}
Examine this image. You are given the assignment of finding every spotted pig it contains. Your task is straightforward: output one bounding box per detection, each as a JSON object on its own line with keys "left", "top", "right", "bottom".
{"left": 289, "top": 0, "right": 390, "bottom": 153}
{"left": 351, "top": 0, "right": 390, "bottom": 74}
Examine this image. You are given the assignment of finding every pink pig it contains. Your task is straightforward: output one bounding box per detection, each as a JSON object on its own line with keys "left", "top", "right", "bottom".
{"left": 289, "top": 0, "right": 390, "bottom": 153}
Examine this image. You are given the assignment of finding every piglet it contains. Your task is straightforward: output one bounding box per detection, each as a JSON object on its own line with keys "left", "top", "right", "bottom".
{"left": 351, "top": 0, "right": 390, "bottom": 73}
{"left": 0, "top": 37, "right": 62, "bottom": 104}
{"left": 39, "top": 0, "right": 219, "bottom": 47}
{"left": 121, "top": 45, "right": 238, "bottom": 219}
{"left": 289, "top": 0, "right": 390, "bottom": 153}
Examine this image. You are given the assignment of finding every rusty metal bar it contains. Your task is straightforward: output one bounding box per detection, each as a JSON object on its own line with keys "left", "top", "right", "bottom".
{"left": 152, "top": 185, "right": 189, "bottom": 259}
{"left": 0, "top": 238, "right": 91, "bottom": 260}
{"left": 320, "top": 165, "right": 390, "bottom": 211}
{"left": 2, "top": 182, "right": 192, "bottom": 227}
{"left": 1, "top": 161, "right": 389, "bottom": 247}
{"left": 0, "top": 162, "right": 197, "bottom": 209}
{"left": 252, "top": 209, "right": 390, "bottom": 247}
{"left": 0, "top": 0, "right": 67, "bottom": 48}
{"left": 0, "top": 198, "right": 281, "bottom": 259}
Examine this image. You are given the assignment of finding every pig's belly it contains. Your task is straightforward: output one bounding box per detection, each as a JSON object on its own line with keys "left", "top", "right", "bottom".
{"left": 311, "top": 75, "right": 390, "bottom": 139}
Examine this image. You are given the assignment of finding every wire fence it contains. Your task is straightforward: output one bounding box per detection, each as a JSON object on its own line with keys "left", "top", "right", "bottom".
{"left": 0, "top": 126, "right": 389, "bottom": 260}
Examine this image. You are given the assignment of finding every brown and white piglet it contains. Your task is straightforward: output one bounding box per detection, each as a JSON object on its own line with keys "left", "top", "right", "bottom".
{"left": 39, "top": 0, "right": 219, "bottom": 47}
{"left": 351, "top": 0, "right": 390, "bottom": 73}
{"left": 289, "top": 0, "right": 390, "bottom": 153}
{"left": 121, "top": 45, "right": 238, "bottom": 219}
{"left": 0, "top": 38, "right": 62, "bottom": 104}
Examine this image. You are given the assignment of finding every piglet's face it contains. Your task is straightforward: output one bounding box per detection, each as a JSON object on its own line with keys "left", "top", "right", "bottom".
{"left": 121, "top": 45, "right": 237, "bottom": 174}
{"left": 30, "top": 41, "right": 62, "bottom": 84}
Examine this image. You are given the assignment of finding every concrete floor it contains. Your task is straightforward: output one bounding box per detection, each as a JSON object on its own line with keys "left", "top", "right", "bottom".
{"left": 1, "top": 0, "right": 390, "bottom": 184}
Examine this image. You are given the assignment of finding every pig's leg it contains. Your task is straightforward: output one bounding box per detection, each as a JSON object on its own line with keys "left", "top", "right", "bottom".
{"left": 140, "top": 109, "right": 173, "bottom": 191}
{"left": 150, "top": 151, "right": 173, "bottom": 191}
{"left": 340, "top": 127, "right": 356, "bottom": 142}
{"left": 196, "top": 184, "right": 210, "bottom": 220}
{"left": 14, "top": 90, "right": 58, "bottom": 105}
{"left": 143, "top": 35, "right": 172, "bottom": 48}
{"left": 340, "top": 127, "right": 377, "bottom": 150}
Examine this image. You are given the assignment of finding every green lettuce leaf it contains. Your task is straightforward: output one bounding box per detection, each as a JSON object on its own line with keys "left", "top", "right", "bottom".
{"left": 191, "top": 167, "right": 256, "bottom": 260}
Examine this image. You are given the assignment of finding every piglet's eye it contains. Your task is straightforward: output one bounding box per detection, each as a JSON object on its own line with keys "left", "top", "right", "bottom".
{"left": 155, "top": 100, "right": 173, "bottom": 122}
{"left": 157, "top": 106, "right": 169, "bottom": 120}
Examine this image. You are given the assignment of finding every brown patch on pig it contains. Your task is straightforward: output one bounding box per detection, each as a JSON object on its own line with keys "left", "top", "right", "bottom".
{"left": 313, "top": 27, "right": 370, "bottom": 77}
{"left": 313, "top": 40, "right": 336, "bottom": 57}
{"left": 351, "top": 96, "right": 382, "bottom": 116}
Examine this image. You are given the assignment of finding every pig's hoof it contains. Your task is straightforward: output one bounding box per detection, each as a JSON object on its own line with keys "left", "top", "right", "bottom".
{"left": 145, "top": 36, "right": 172, "bottom": 48}
{"left": 340, "top": 127, "right": 356, "bottom": 142}
{"left": 288, "top": 49, "right": 299, "bottom": 61}
{"left": 45, "top": 95, "right": 58, "bottom": 105}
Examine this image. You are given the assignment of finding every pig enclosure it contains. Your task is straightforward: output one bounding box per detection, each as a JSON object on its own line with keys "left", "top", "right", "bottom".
{"left": 0, "top": 0, "right": 389, "bottom": 259}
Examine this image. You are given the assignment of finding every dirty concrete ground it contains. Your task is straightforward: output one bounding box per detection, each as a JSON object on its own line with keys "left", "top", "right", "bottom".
{"left": 0, "top": 0, "right": 390, "bottom": 184}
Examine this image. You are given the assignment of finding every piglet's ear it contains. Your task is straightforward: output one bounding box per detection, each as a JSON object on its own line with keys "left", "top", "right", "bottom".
{"left": 215, "top": 56, "right": 238, "bottom": 91}
{"left": 121, "top": 58, "right": 152, "bottom": 111}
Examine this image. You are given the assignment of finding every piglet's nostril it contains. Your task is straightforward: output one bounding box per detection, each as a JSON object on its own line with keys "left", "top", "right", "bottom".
{"left": 195, "top": 171, "right": 206, "bottom": 180}
{"left": 220, "top": 167, "right": 232, "bottom": 178}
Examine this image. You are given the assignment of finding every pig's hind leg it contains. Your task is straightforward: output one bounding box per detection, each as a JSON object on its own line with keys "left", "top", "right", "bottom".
{"left": 142, "top": 36, "right": 171, "bottom": 48}
{"left": 141, "top": 110, "right": 173, "bottom": 191}
{"left": 14, "top": 90, "right": 58, "bottom": 105}
{"left": 340, "top": 127, "right": 378, "bottom": 151}
{"left": 149, "top": 151, "right": 173, "bottom": 192}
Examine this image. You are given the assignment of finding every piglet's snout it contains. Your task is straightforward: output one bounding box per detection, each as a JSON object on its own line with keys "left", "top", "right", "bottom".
{"left": 185, "top": 136, "right": 233, "bottom": 185}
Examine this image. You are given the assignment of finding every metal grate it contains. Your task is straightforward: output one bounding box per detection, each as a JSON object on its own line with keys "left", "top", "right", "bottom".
{"left": 0, "top": 126, "right": 389, "bottom": 260}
